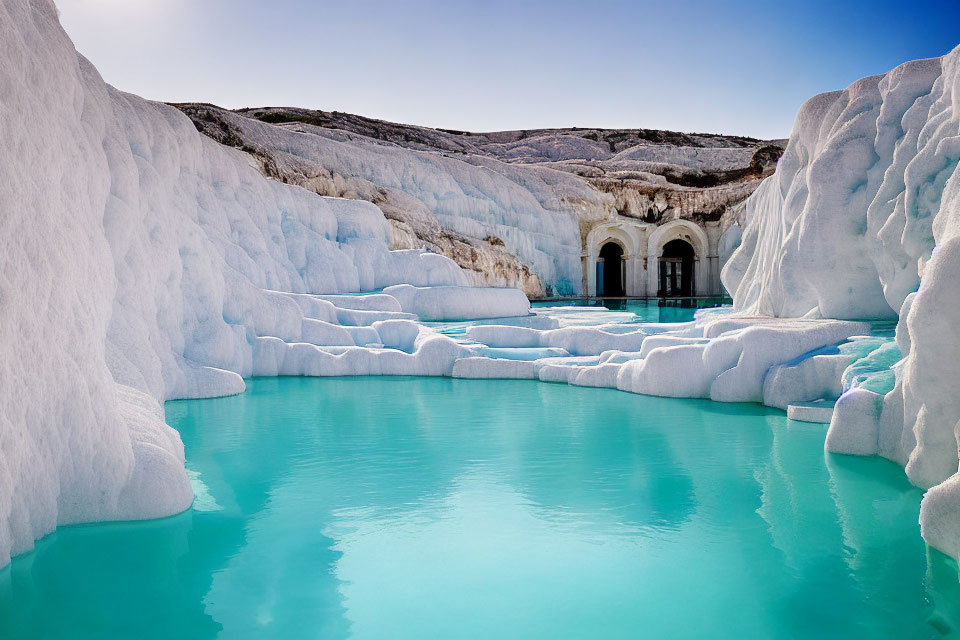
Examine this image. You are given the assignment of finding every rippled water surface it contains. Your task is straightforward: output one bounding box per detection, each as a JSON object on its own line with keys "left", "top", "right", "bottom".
{"left": 2, "top": 377, "right": 959, "bottom": 639}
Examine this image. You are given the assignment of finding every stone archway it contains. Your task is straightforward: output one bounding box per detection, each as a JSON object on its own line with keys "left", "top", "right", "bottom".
{"left": 584, "top": 223, "right": 644, "bottom": 297}
{"left": 647, "top": 220, "right": 710, "bottom": 298}
{"left": 658, "top": 239, "right": 696, "bottom": 296}
{"left": 598, "top": 241, "right": 625, "bottom": 296}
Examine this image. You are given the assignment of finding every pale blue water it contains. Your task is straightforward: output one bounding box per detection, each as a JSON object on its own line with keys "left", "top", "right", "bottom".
{"left": 532, "top": 297, "right": 729, "bottom": 323}
{"left": 2, "top": 377, "right": 959, "bottom": 639}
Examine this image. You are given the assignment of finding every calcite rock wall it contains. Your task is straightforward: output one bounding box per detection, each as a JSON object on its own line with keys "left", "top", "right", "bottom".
{"left": 723, "top": 45, "right": 960, "bottom": 558}
{"left": 176, "top": 104, "right": 784, "bottom": 297}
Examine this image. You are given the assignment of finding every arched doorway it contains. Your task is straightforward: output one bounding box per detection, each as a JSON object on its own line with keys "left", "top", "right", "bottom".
{"left": 659, "top": 239, "right": 696, "bottom": 297}
{"left": 597, "top": 242, "right": 625, "bottom": 297}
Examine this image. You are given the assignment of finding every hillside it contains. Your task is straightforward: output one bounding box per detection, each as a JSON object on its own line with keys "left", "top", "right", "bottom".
{"left": 174, "top": 103, "right": 785, "bottom": 296}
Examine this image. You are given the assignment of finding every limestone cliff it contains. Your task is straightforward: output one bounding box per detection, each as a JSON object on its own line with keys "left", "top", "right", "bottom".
{"left": 175, "top": 104, "right": 784, "bottom": 296}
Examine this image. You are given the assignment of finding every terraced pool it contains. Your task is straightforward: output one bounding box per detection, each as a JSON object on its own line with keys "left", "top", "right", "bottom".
{"left": 2, "top": 377, "right": 957, "bottom": 639}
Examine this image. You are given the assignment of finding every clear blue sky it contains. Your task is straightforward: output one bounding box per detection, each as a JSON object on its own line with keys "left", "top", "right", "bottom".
{"left": 57, "top": 0, "right": 960, "bottom": 139}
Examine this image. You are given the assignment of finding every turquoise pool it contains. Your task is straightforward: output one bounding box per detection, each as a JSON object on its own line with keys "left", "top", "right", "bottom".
{"left": 533, "top": 297, "right": 730, "bottom": 323}
{"left": 2, "top": 377, "right": 958, "bottom": 639}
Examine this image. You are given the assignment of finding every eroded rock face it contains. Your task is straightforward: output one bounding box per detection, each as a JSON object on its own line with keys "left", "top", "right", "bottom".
{"left": 0, "top": 0, "right": 470, "bottom": 567}
{"left": 722, "top": 45, "right": 960, "bottom": 559}
{"left": 175, "top": 104, "right": 784, "bottom": 296}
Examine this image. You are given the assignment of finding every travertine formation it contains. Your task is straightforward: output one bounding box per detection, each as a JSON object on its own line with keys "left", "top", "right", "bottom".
{"left": 175, "top": 104, "right": 783, "bottom": 296}
{"left": 723, "top": 47, "right": 960, "bottom": 557}
{"left": 0, "top": 0, "right": 473, "bottom": 567}
{"left": 5, "top": 0, "right": 960, "bottom": 577}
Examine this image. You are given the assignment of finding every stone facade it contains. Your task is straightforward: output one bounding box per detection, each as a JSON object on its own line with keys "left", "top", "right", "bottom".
{"left": 582, "top": 218, "right": 723, "bottom": 297}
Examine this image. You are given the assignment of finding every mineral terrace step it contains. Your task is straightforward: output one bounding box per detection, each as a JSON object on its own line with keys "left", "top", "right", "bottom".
{"left": 787, "top": 400, "right": 836, "bottom": 424}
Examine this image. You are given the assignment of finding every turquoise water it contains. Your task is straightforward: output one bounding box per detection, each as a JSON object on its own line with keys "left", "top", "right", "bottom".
{"left": 2, "top": 377, "right": 959, "bottom": 639}
{"left": 533, "top": 297, "right": 729, "bottom": 323}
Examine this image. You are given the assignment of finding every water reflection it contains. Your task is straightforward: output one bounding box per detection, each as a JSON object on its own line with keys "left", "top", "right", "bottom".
{"left": 0, "top": 377, "right": 957, "bottom": 639}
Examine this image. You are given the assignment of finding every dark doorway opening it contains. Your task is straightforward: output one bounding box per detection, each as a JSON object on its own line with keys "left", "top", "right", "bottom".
{"left": 597, "top": 242, "right": 625, "bottom": 297}
{"left": 658, "top": 239, "right": 696, "bottom": 297}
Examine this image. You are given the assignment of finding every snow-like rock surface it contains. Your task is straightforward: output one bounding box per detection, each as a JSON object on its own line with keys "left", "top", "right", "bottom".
{"left": 4, "top": 0, "right": 959, "bottom": 574}
{"left": 724, "top": 44, "right": 960, "bottom": 558}
{"left": 0, "top": 0, "right": 473, "bottom": 567}
{"left": 762, "top": 337, "right": 887, "bottom": 410}
{"left": 459, "top": 312, "right": 871, "bottom": 409}
{"left": 722, "top": 53, "right": 953, "bottom": 320}
{"left": 174, "top": 104, "right": 783, "bottom": 297}
{"left": 383, "top": 285, "right": 531, "bottom": 321}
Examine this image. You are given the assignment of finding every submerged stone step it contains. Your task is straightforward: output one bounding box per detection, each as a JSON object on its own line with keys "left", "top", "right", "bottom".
{"left": 787, "top": 400, "right": 836, "bottom": 424}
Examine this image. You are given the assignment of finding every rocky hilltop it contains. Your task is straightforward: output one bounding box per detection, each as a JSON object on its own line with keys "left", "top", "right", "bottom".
{"left": 174, "top": 103, "right": 785, "bottom": 296}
